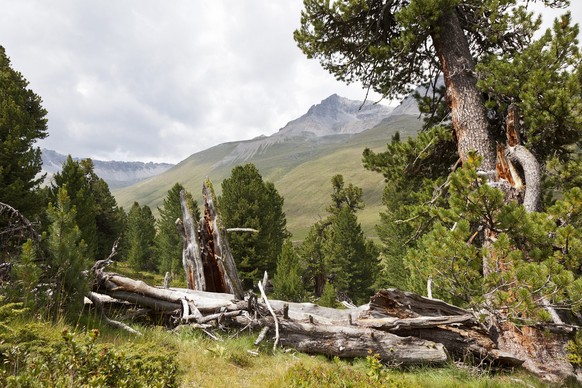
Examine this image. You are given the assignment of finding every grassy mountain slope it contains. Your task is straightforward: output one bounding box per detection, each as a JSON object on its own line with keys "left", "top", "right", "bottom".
{"left": 113, "top": 114, "right": 422, "bottom": 239}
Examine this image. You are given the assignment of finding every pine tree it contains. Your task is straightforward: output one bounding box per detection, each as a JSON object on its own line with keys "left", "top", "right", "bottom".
{"left": 300, "top": 175, "right": 379, "bottom": 303}
{"left": 10, "top": 239, "right": 41, "bottom": 309}
{"left": 126, "top": 202, "right": 157, "bottom": 272}
{"left": 0, "top": 46, "right": 48, "bottom": 220}
{"left": 45, "top": 188, "right": 88, "bottom": 318}
{"left": 318, "top": 282, "right": 338, "bottom": 308}
{"left": 404, "top": 160, "right": 582, "bottom": 317}
{"left": 299, "top": 221, "right": 327, "bottom": 297}
{"left": 219, "top": 164, "right": 289, "bottom": 288}
{"left": 85, "top": 160, "right": 125, "bottom": 260}
{"left": 273, "top": 240, "right": 305, "bottom": 302}
{"left": 156, "top": 183, "right": 199, "bottom": 275}
{"left": 51, "top": 156, "right": 97, "bottom": 258}
{"left": 324, "top": 206, "right": 379, "bottom": 305}
{"left": 50, "top": 157, "right": 125, "bottom": 261}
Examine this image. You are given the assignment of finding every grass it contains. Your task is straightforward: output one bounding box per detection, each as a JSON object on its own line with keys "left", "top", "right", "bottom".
{"left": 0, "top": 301, "right": 557, "bottom": 387}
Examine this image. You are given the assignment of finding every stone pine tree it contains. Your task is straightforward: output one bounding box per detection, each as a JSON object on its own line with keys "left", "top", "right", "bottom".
{"left": 50, "top": 156, "right": 98, "bottom": 258}
{"left": 0, "top": 46, "right": 48, "bottom": 259}
{"left": 45, "top": 188, "right": 88, "bottom": 318}
{"left": 126, "top": 202, "right": 157, "bottom": 272}
{"left": 273, "top": 239, "right": 305, "bottom": 302}
{"left": 300, "top": 175, "right": 379, "bottom": 304}
{"left": 323, "top": 206, "right": 379, "bottom": 305}
{"left": 0, "top": 46, "right": 48, "bottom": 220}
{"left": 295, "top": 0, "right": 572, "bottom": 173}
{"left": 50, "top": 157, "right": 125, "bottom": 261}
{"left": 83, "top": 160, "right": 125, "bottom": 260}
{"left": 156, "top": 183, "right": 200, "bottom": 276}
{"left": 219, "top": 164, "right": 289, "bottom": 288}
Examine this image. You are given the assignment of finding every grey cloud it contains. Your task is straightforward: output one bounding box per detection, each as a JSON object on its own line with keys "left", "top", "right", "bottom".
{"left": 1, "top": 1, "right": 579, "bottom": 163}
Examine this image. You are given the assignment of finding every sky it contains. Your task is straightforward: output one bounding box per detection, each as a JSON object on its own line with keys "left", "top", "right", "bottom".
{"left": 1, "top": 1, "right": 581, "bottom": 164}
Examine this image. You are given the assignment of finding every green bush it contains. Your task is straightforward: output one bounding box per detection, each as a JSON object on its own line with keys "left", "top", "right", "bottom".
{"left": 1, "top": 329, "right": 180, "bottom": 387}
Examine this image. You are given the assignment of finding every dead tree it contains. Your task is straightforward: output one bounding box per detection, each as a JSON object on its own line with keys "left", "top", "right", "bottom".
{"left": 176, "top": 180, "right": 244, "bottom": 299}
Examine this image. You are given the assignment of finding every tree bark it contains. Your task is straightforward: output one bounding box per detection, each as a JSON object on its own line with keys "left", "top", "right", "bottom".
{"left": 277, "top": 320, "right": 448, "bottom": 365}
{"left": 432, "top": 8, "right": 496, "bottom": 172}
{"left": 201, "top": 180, "right": 245, "bottom": 299}
{"left": 505, "top": 145, "right": 541, "bottom": 212}
{"left": 177, "top": 190, "right": 205, "bottom": 290}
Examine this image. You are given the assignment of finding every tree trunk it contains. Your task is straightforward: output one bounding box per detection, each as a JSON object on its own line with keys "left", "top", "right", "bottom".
{"left": 277, "top": 320, "right": 448, "bottom": 365}
{"left": 201, "top": 180, "right": 245, "bottom": 299}
{"left": 177, "top": 190, "right": 205, "bottom": 290}
{"left": 432, "top": 8, "right": 496, "bottom": 172}
{"left": 176, "top": 181, "right": 244, "bottom": 299}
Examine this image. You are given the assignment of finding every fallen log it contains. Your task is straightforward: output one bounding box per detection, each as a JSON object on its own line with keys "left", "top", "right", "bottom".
{"left": 91, "top": 263, "right": 530, "bottom": 369}
{"left": 277, "top": 320, "right": 447, "bottom": 365}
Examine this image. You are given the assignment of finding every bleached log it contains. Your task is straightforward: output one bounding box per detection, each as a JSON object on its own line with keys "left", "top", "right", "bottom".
{"left": 94, "top": 272, "right": 242, "bottom": 314}
{"left": 355, "top": 314, "right": 476, "bottom": 330}
{"left": 278, "top": 320, "right": 447, "bottom": 365}
{"left": 506, "top": 145, "right": 541, "bottom": 212}
{"left": 259, "top": 279, "right": 279, "bottom": 350}
{"left": 368, "top": 288, "right": 470, "bottom": 318}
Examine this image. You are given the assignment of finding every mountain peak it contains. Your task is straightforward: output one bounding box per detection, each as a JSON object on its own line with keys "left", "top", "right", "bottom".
{"left": 282, "top": 94, "right": 393, "bottom": 138}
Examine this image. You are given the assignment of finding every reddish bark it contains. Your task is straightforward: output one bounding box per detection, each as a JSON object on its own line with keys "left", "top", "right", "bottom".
{"left": 432, "top": 8, "right": 496, "bottom": 171}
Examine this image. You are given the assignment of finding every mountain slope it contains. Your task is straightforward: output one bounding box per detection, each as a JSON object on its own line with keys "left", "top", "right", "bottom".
{"left": 114, "top": 96, "right": 422, "bottom": 239}
{"left": 41, "top": 149, "right": 174, "bottom": 189}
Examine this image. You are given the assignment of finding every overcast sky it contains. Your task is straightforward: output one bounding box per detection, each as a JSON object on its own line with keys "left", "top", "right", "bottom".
{"left": 1, "top": 1, "right": 580, "bottom": 163}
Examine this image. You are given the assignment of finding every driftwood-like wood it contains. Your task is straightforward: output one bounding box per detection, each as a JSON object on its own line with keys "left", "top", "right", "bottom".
{"left": 505, "top": 145, "right": 541, "bottom": 212}
{"left": 177, "top": 190, "right": 205, "bottom": 290}
{"left": 277, "top": 320, "right": 447, "bottom": 365}
{"left": 367, "top": 288, "right": 471, "bottom": 318}
{"left": 87, "top": 291, "right": 142, "bottom": 335}
{"left": 0, "top": 201, "right": 41, "bottom": 243}
{"left": 174, "top": 181, "right": 244, "bottom": 299}
{"left": 92, "top": 261, "right": 582, "bottom": 378}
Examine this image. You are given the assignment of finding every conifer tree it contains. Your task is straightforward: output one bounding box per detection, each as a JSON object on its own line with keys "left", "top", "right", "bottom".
{"left": 404, "top": 160, "right": 582, "bottom": 318}
{"left": 126, "top": 202, "right": 157, "bottom": 272}
{"left": 51, "top": 156, "right": 98, "bottom": 258}
{"left": 45, "top": 187, "right": 88, "bottom": 318}
{"left": 323, "top": 206, "right": 379, "bottom": 304}
{"left": 219, "top": 164, "right": 289, "bottom": 288}
{"left": 295, "top": 0, "right": 574, "bottom": 172}
{"left": 0, "top": 46, "right": 48, "bottom": 220}
{"left": 156, "top": 183, "right": 199, "bottom": 275}
{"left": 299, "top": 221, "right": 327, "bottom": 297}
{"left": 318, "top": 282, "right": 338, "bottom": 308}
{"left": 273, "top": 240, "right": 305, "bottom": 302}
{"left": 10, "top": 239, "right": 41, "bottom": 309}
{"left": 300, "top": 175, "right": 379, "bottom": 303}
{"left": 50, "top": 157, "right": 124, "bottom": 261}
{"left": 84, "top": 160, "right": 125, "bottom": 260}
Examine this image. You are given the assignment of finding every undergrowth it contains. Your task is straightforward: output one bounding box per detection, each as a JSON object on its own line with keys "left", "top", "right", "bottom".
{"left": 0, "top": 301, "right": 554, "bottom": 387}
{"left": 0, "top": 303, "right": 180, "bottom": 387}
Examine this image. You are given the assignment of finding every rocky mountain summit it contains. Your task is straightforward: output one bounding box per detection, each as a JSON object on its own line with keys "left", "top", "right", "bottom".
{"left": 217, "top": 94, "right": 401, "bottom": 166}
{"left": 41, "top": 149, "right": 174, "bottom": 189}
{"left": 278, "top": 94, "right": 394, "bottom": 137}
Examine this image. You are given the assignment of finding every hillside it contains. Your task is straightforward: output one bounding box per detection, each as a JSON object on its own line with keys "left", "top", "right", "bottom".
{"left": 113, "top": 95, "right": 423, "bottom": 239}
